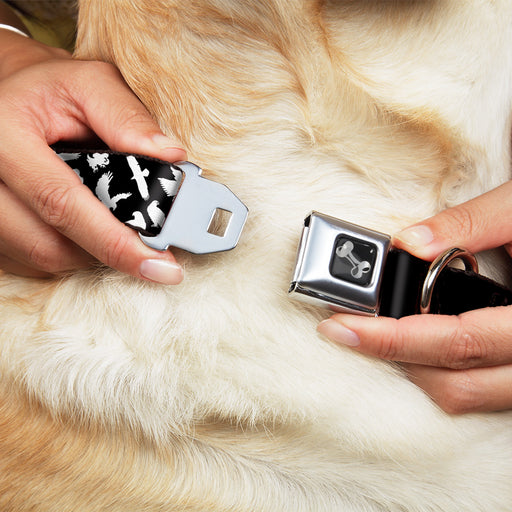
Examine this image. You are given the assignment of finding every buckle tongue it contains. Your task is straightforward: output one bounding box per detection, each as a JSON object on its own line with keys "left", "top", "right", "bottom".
{"left": 139, "top": 161, "right": 248, "bottom": 254}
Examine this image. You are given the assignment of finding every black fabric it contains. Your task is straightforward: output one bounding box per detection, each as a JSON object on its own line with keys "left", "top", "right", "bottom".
{"left": 380, "top": 248, "right": 512, "bottom": 318}
{"left": 379, "top": 249, "right": 428, "bottom": 318}
{"left": 55, "top": 149, "right": 183, "bottom": 237}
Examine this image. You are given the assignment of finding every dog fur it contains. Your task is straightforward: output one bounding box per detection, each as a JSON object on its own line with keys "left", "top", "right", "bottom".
{"left": 1, "top": 0, "right": 512, "bottom": 510}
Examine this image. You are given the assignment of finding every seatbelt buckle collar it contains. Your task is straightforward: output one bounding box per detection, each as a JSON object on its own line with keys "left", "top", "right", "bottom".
{"left": 288, "top": 211, "right": 482, "bottom": 318}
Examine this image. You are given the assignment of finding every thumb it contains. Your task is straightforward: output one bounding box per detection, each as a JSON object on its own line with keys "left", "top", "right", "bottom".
{"left": 393, "top": 181, "right": 512, "bottom": 260}
{"left": 72, "top": 61, "right": 187, "bottom": 162}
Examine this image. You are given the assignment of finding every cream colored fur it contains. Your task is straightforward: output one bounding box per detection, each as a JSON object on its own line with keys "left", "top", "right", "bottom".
{"left": 1, "top": 1, "right": 512, "bottom": 510}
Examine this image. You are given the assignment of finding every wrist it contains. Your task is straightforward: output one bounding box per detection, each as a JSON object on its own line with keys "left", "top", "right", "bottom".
{"left": 0, "top": 30, "right": 71, "bottom": 80}
{"left": 0, "top": 1, "right": 29, "bottom": 35}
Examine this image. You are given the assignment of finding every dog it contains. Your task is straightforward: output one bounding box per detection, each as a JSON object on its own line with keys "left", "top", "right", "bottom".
{"left": 1, "top": 0, "right": 512, "bottom": 510}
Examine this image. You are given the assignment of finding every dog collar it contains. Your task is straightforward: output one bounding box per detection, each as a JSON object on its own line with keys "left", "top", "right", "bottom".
{"left": 56, "top": 149, "right": 248, "bottom": 254}
{"left": 289, "top": 211, "right": 512, "bottom": 318}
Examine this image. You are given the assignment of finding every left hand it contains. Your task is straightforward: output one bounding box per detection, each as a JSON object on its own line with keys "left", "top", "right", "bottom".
{"left": 317, "top": 180, "right": 512, "bottom": 414}
{"left": 0, "top": 30, "right": 186, "bottom": 282}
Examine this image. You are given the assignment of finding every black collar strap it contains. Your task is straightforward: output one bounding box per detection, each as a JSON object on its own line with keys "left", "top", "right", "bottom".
{"left": 289, "top": 211, "right": 512, "bottom": 318}
{"left": 52, "top": 154, "right": 511, "bottom": 319}
{"left": 55, "top": 149, "right": 248, "bottom": 254}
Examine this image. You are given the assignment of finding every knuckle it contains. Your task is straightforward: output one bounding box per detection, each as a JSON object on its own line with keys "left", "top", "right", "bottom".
{"left": 112, "top": 109, "right": 151, "bottom": 142}
{"left": 374, "top": 322, "right": 403, "bottom": 360}
{"left": 101, "top": 231, "right": 132, "bottom": 270}
{"left": 442, "top": 317, "right": 487, "bottom": 369}
{"left": 34, "top": 183, "right": 78, "bottom": 231}
{"left": 76, "top": 60, "right": 120, "bottom": 81}
{"left": 28, "top": 239, "right": 65, "bottom": 274}
{"left": 375, "top": 337, "right": 398, "bottom": 360}
{"left": 441, "top": 203, "right": 478, "bottom": 241}
{"left": 436, "top": 371, "right": 482, "bottom": 414}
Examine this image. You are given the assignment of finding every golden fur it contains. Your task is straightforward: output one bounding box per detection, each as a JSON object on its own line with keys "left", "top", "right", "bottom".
{"left": 1, "top": 0, "right": 512, "bottom": 510}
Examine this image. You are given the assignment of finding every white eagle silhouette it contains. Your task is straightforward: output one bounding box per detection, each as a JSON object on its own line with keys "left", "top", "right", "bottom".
{"left": 147, "top": 200, "right": 166, "bottom": 228}
{"left": 127, "top": 156, "right": 150, "bottom": 200}
{"left": 158, "top": 177, "right": 180, "bottom": 197}
{"left": 126, "top": 211, "right": 146, "bottom": 230}
{"left": 95, "top": 172, "right": 132, "bottom": 211}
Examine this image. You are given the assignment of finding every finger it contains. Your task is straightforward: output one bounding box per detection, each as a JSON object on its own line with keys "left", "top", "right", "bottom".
{"left": 0, "top": 182, "right": 93, "bottom": 272}
{"left": 1, "top": 58, "right": 186, "bottom": 163}
{"left": 392, "top": 180, "right": 512, "bottom": 260}
{"left": 0, "top": 254, "right": 53, "bottom": 278}
{"left": 59, "top": 60, "right": 187, "bottom": 162}
{"left": 0, "top": 59, "right": 185, "bottom": 283}
{"left": 317, "top": 306, "right": 512, "bottom": 369}
{"left": 0, "top": 140, "right": 184, "bottom": 284}
{"left": 404, "top": 363, "right": 512, "bottom": 414}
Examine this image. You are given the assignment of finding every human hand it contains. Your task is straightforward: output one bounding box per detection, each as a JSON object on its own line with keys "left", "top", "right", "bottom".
{"left": 0, "top": 30, "right": 186, "bottom": 283}
{"left": 318, "top": 180, "right": 512, "bottom": 414}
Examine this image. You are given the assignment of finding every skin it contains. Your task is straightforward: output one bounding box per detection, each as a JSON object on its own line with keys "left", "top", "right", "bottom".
{"left": 318, "top": 180, "right": 512, "bottom": 414}
{"left": 0, "top": 16, "right": 186, "bottom": 283}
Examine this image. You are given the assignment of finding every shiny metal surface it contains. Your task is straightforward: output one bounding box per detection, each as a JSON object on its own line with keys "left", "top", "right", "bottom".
{"left": 420, "top": 247, "right": 478, "bottom": 314}
{"left": 140, "top": 161, "right": 248, "bottom": 254}
{"left": 289, "top": 212, "right": 391, "bottom": 316}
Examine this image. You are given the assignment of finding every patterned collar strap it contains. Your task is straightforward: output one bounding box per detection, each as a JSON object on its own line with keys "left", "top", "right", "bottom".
{"left": 56, "top": 149, "right": 248, "bottom": 254}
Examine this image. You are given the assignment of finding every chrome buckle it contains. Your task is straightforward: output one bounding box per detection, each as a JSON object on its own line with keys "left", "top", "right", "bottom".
{"left": 289, "top": 212, "right": 391, "bottom": 316}
{"left": 139, "top": 161, "right": 248, "bottom": 254}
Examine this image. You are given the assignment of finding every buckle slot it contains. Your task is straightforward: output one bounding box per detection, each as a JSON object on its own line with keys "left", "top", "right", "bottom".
{"left": 140, "top": 162, "right": 248, "bottom": 254}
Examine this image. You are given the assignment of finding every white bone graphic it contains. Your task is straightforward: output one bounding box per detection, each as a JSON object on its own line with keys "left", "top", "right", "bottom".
{"left": 127, "top": 156, "right": 150, "bottom": 200}
{"left": 336, "top": 240, "right": 372, "bottom": 279}
{"left": 95, "top": 172, "right": 132, "bottom": 211}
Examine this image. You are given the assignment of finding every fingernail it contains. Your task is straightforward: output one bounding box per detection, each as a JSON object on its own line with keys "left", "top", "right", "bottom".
{"left": 139, "top": 259, "right": 184, "bottom": 285}
{"left": 317, "top": 319, "right": 360, "bottom": 347}
{"left": 394, "top": 225, "right": 434, "bottom": 249}
{"left": 151, "top": 134, "right": 187, "bottom": 159}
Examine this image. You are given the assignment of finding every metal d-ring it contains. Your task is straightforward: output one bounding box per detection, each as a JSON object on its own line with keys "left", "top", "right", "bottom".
{"left": 420, "top": 247, "right": 479, "bottom": 314}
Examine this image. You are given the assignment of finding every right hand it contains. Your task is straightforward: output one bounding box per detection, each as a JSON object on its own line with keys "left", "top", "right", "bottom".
{"left": 0, "top": 30, "right": 186, "bottom": 284}
{"left": 318, "top": 180, "right": 512, "bottom": 414}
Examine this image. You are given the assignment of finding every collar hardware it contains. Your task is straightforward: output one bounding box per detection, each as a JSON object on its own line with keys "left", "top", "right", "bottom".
{"left": 139, "top": 161, "right": 248, "bottom": 254}
{"left": 289, "top": 212, "right": 391, "bottom": 316}
{"left": 289, "top": 211, "right": 512, "bottom": 318}
{"left": 56, "top": 149, "right": 248, "bottom": 255}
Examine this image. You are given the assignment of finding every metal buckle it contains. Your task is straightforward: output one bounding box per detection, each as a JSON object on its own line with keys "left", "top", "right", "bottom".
{"left": 289, "top": 212, "right": 391, "bottom": 316}
{"left": 139, "top": 162, "right": 248, "bottom": 254}
{"left": 420, "top": 247, "right": 478, "bottom": 314}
